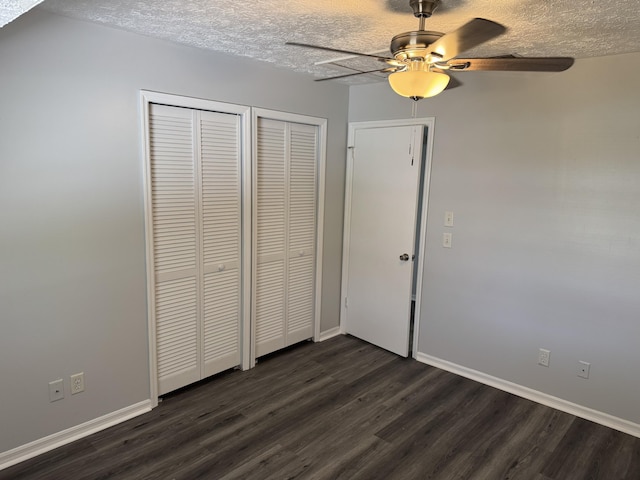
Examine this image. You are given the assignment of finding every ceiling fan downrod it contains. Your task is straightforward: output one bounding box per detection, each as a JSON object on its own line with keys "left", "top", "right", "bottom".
{"left": 389, "top": 0, "right": 443, "bottom": 57}
{"left": 390, "top": 0, "right": 443, "bottom": 59}
{"left": 410, "top": 0, "right": 440, "bottom": 30}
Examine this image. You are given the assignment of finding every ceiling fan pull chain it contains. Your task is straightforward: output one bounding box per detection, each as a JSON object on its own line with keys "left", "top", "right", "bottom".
{"left": 411, "top": 101, "right": 418, "bottom": 118}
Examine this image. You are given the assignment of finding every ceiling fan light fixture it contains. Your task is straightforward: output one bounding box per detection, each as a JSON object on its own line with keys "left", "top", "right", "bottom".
{"left": 388, "top": 64, "right": 450, "bottom": 101}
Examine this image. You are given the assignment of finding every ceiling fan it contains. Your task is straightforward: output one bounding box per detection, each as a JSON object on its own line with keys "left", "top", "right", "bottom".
{"left": 287, "top": 0, "right": 574, "bottom": 100}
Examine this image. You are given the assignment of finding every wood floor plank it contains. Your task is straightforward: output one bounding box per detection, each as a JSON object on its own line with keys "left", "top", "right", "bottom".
{"left": 290, "top": 403, "right": 400, "bottom": 477}
{"left": 623, "top": 437, "right": 640, "bottom": 479}
{"left": 3, "top": 334, "right": 640, "bottom": 480}
{"left": 351, "top": 386, "right": 518, "bottom": 480}
{"left": 470, "top": 404, "right": 574, "bottom": 480}
{"left": 0, "top": 439, "right": 98, "bottom": 480}
{"left": 216, "top": 444, "right": 300, "bottom": 480}
{"left": 374, "top": 374, "right": 484, "bottom": 443}
{"left": 541, "top": 418, "right": 632, "bottom": 480}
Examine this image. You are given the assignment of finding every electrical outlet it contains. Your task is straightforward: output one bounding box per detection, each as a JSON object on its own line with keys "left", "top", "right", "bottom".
{"left": 49, "top": 379, "right": 64, "bottom": 402}
{"left": 578, "top": 361, "right": 590, "bottom": 379}
{"left": 538, "top": 348, "right": 550, "bottom": 367}
{"left": 70, "top": 372, "right": 85, "bottom": 395}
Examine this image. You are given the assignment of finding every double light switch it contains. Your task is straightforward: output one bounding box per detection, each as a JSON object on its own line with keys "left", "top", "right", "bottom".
{"left": 443, "top": 211, "right": 453, "bottom": 248}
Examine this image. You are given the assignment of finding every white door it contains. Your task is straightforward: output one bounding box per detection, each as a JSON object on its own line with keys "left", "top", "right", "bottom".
{"left": 254, "top": 116, "right": 320, "bottom": 358}
{"left": 147, "top": 103, "right": 243, "bottom": 395}
{"left": 343, "top": 125, "right": 423, "bottom": 357}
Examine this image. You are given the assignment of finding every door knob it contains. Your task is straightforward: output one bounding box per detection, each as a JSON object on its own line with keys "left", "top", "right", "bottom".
{"left": 399, "top": 253, "right": 410, "bottom": 261}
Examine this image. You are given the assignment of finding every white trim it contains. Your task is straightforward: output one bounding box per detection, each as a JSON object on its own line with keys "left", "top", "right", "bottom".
{"left": 249, "top": 110, "right": 259, "bottom": 368}
{"left": 139, "top": 90, "right": 252, "bottom": 399}
{"left": 412, "top": 120, "right": 435, "bottom": 358}
{"left": 318, "top": 327, "right": 342, "bottom": 342}
{"left": 340, "top": 118, "right": 435, "bottom": 359}
{"left": 314, "top": 121, "right": 327, "bottom": 345}
{"left": 140, "top": 90, "right": 251, "bottom": 116}
{"left": 0, "top": 400, "right": 152, "bottom": 471}
{"left": 250, "top": 108, "right": 327, "bottom": 365}
{"left": 415, "top": 352, "right": 640, "bottom": 439}
{"left": 193, "top": 109, "right": 204, "bottom": 380}
{"left": 240, "top": 101, "right": 253, "bottom": 371}
{"left": 139, "top": 92, "right": 158, "bottom": 407}
{"left": 339, "top": 144, "right": 354, "bottom": 340}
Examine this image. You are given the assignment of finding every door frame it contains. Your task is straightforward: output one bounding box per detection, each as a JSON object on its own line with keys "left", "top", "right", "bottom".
{"left": 140, "top": 90, "right": 252, "bottom": 406}
{"left": 250, "top": 108, "right": 327, "bottom": 367}
{"left": 340, "top": 118, "right": 435, "bottom": 358}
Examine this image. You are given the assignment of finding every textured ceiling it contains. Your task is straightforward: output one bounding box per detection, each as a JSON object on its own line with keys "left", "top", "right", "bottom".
{"left": 9, "top": 0, "right": 640, "bottom": 83}
{"left": 0, "top": 0, "right": 44, "bottom": 27}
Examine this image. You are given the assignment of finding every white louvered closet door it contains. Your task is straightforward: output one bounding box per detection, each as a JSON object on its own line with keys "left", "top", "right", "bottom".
{"left": 149, "top": 104, "right": 200, "bottom": 395}
{"left": 148, "top": 103, "right": 242, "bottom": 396}
{"left": 286, "top": 123, "right": 317, "bottom": 345}
{"left": 255, "top": 118, "right": 318, "bottom": 358}
{"left": 198, "top": 111, "right": 242, "bottom": 377}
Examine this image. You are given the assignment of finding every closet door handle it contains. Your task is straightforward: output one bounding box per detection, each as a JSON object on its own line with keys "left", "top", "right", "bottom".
{"left": 399, "top": 253, "right": 410, "bottom": 261}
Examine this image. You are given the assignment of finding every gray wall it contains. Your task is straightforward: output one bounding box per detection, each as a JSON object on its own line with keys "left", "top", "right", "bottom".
{"left": 349, "top": 52, "right": 640, "bottom": 425}
{"left": 0, "top": 9, "right": 347, "bottom": 453}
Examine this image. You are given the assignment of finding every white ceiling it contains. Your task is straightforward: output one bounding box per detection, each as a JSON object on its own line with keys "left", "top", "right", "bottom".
{"left": 0, "top": 0, "right": 44, "bottom": 28}
{"left": 5, "top": 0, "right": 640, "bottom": 83}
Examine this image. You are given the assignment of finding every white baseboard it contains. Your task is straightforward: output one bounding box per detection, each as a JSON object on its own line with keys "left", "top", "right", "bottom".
{"left": 416, "top": 352, "right": 640, "bottom": 438}
{"left": 0, "top": 400, "right": 152, "bottom": 471}
{"left": 318, "top": 327, "right": 342, "bottom": 342}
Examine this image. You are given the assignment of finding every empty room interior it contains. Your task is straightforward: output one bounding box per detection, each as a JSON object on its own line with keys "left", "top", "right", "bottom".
{"left": 1, "top": 0, "right": 640, "bottom": 478}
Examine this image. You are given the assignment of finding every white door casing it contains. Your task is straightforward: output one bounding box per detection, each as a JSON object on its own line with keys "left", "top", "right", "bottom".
{"left": 341, "top": 119, "right": 435, "bottom": 357}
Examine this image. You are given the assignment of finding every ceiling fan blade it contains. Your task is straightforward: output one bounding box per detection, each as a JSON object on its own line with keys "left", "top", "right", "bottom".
{"left": 428, "top": 18, "right": 506, "bottom": 61}
{"left": 286, "top": 42, "right": 392, "bottom": 61}
{"left": 315, "top": 67, "right": 397, "bottom": 82}
{"left": 447, "top": 57, "right": 575, "bottom": 72}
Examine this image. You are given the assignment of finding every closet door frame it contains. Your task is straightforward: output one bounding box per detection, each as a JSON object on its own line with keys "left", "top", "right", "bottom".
{"left": 141, "top": 91, "right": 252, "bottom": 406}
{"left": 251, "top": 108, "right": 327, "bottom": 366}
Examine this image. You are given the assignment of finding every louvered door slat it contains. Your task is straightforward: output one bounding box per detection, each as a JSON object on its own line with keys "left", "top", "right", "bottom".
{"left": 255, "top": 261, "right": 286, "bottom": 356}
{"left": 289, "top": 125, "right": 317, "bottom": 255}
{"left": 154, "top": 277, "right": 199, "bottom": 394}
{"left": 199, "top": 111, "right": 242, "bottom": 374}
{"left": 150, "top": 104, "right": 199, "bottom": 395}
{"left": 150, "top": 105, "right": 197, "bottom": 277}
{"left": 256, "top": 120, "right": 286, "bottom": 260}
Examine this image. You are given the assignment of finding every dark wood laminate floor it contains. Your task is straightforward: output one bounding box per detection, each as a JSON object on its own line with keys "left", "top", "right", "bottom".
{"left": 3, "top": 335, "right": 639, "bottom": 480}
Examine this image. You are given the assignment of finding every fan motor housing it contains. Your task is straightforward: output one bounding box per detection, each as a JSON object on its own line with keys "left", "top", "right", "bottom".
{"left": 390, "top": 31, "right": 443, "bottom": 59}
{"left": 410, "top": 0, "right": 440, "bottom": 17}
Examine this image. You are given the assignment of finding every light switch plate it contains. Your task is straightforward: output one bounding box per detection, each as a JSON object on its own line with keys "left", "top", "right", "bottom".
{"left": 445, "top": 211, "right": 454, "bottom": 227}
{"left": 443, "top": 232, "right": 452, "bottom": 248}
{"left": 578, "top": 361, "right": 590, "bottom": 379}
{"left": 49, "top": 379, "right": 64, "bottom": 402}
